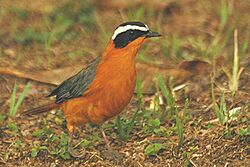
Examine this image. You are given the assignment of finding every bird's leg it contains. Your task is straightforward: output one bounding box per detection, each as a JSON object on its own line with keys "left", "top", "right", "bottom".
{"left": 101, "top": 128, "right": 111, "bottom": 149}
{"left": 67, "top": 126, "right": 86, "bottom": 158}
{"left": 72, "top": 126, "right": 82, "bottom": 139}
{"left": 101, "top": 128, "right": 122, "bottom": 163}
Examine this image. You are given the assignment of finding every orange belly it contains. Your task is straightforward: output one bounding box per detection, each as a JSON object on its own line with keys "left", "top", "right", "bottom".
{"left": 61, "top": 85, "right": 134, "bottom": 126}
{"left": 61, "top": 80, "right": 135, "bottom": 129}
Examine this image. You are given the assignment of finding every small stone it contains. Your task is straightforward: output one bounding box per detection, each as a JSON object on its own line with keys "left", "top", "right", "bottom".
{"left": 74, "top": 161, "right": 80, "bottom": 165}
{"left": 125, "top": 151, "right": 130, "bottom": 157}
{"left": 206, "top": 144, "right": 211, "bottom": 150}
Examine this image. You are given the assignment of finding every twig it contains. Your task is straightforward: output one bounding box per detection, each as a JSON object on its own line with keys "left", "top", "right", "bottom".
{"left": 189, "top": 159, "right": 197, "bottom": 167}
{"left": 0, "top": 156, "right": 7, "bottom": 164}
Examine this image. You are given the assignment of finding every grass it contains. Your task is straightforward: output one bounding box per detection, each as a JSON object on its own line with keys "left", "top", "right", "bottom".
{"left": 7, "top": 121, "right": 19, "bottom": 133}
{"left": 8, "top": 82, "right": 30, "bottom": 135}
{"left": 144, "top": 143, "right": 163, "bottom": 156}
{"left": 213, "top": 91, "right": 228, "bottom": 126}
{"left": 5, "top": 0, "right": 97, "bottom": 66}
{"left": 218, "top": 0, "right": 230, "bottom": 30}
{"left": 223, "top": 29, "right": 244, "bottom": 95}
{"left": 212, "top": 88, "right": 244, "bottom": 137}
{"left": 0, "top": 113, "right": 5, "bottom": 122}
{"left": 115, "top": 116, "right": 128, "bottom": 141}
{"left": 176, "top": 99, "right": 188, "bottom": 146}
{"left": 211, "top": 77, "right": 231, "bottom": 130}
{"left": 114, "top": 76, "right": 179, "bottom": 144}
{"left": 239, "top": 30, "right": 249, "bottom": 57}
{"left": 211, "top": 29, "right": 245, "bottom": 136}
{"left": 157, "top": 74, "right": 175, "bottom": 121}
{"left": 126, "top": 6, "right": 146, "bottom": 22}
{"left": 160, "top": 0, "right": 233, "bottom": 63}
{"left": 14, "top": 27, "right": 48, "bottom": 45}
{"left": 115, "top": 79, "right": 143, "bottom": 141}
{"left": 31, "top": 128, "right": 71, "bottom": 159}
{"left": 161, "top": 34, "right": 185, "bottom": 62}
{"left": 31, "top": 146, "right": 48, "bottom": 158}
{"left": 9, "top": 82, "right": 30, "bottom": 117}
{"left": 156, "top": 74, "right": 187, "bottom": 146}
{"left": 239, "top": 125, "right": 250, "bottom": 136}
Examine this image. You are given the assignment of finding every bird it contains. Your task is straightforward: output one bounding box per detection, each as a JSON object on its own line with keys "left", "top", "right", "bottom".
{"left": 22, "top": 21, "right": 161, "bottom": 159}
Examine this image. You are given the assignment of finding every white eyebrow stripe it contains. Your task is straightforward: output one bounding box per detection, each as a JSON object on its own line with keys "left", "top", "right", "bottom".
{"left": 112, "top": 25, "right": 149, "bottom": 40}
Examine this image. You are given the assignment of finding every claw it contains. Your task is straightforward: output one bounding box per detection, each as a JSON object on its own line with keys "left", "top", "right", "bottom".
{"left": 68, "top": 132, "right": 86, "bottom": 158}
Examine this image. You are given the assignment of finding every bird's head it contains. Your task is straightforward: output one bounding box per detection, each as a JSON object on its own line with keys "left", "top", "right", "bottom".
{"left": 111, "top": 21, "right": 161, "bottom": 49}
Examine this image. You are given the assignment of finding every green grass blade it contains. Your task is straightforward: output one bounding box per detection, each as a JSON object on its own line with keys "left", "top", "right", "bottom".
{"left": 136, "top": 79, "right": 142, "bottom": 109}
{"left": 219, "top": 92, "right": 226, "bottom": 124}
{"left": 126, "top": 110, "right": 139, "bottom": 135}
{"left": 211, "top": 76, "right": 225, "bottom": 125}
{"left": 157, "top": 74, "right": 175, "bottom": 120}
{"left": 126, "top": 79, "right": 142, "bottom": 134}
{"left": 13, "top": 83, "right": 30, "bottom": 116}
{"left": 9, "top": 82, "right": 17, "bottom": 117}
{"left": 219, "top": 0, "right": 229, "bottom": 30}
{"left": 115, "top": 116, "right": 128, "bottom": 141}
{"left": 240, "top": 31, "right": 249, "bottom": 57}
{"left": 176, "top": 112, "right": 183, "bottom": 146}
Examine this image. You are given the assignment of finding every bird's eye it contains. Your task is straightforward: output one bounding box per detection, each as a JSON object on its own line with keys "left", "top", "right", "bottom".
{"left": 129, "top": 31, "right": 134, "bottom": 35}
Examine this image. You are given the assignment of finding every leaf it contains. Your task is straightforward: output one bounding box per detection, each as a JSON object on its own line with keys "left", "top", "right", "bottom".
{"left": 59, "top": 133, "right": 68, "bottom": 146}
{"left": 153, "top": 126, "right": 171, "bottom": 137}
{"left": 32, "top": 130, "right": 44, "bottom": 139}
{"left": 148, "top": 118, "right": 161, "bottom": 129}
{"left": 49, "top": 149, "right": 59, "bottom": 155}
{"left": 7, "top": 122, "right": 18, "bottom": 133}
{"left": 60, "top": 152, "right": 71, "bottom": 160}
{"left": 39, "top": 146, "right": 48, "bottom": 150}
{"left": 239, "top": 126, "right": 250, "bottom": 136}
{"left": 214, "top": 92, "right": 228, "bottom": 125}
{"left": 48, "top": 135, "right": 59, "bottom": 143}
{"left": 31, "top": 146, "right": 47, "bottom": 157}
{"left": 145, "top": 143, "right": 162, "bottom": 156}
{"left": 31, "top": 148, "right": 39, "bottom": 157}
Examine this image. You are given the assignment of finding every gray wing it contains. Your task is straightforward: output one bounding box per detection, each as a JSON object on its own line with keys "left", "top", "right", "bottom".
{"left": 47, "top": 57, "right": 100, "bottom": 104}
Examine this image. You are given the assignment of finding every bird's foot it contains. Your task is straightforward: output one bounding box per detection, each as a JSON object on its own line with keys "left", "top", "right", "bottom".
{"left": 68, "top": 131, "right": 85, "bottom": 158}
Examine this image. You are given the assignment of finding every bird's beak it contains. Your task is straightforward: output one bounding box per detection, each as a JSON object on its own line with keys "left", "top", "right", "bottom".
{"left": 144, "top": 31, "right": 161, "bottom": 38}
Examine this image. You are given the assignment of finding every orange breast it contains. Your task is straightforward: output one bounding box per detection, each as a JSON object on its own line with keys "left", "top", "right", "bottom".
{"left": 62, "top": 51, "right": 137, "bottom": 126}
{"left": 61, "top": 39, "right": 144, "bottom": 127}
{"left": 89, "top": 54, "right": 137, "bottom": 122}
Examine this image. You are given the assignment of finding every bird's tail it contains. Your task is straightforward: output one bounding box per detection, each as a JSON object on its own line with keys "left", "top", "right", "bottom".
{"left": 21, "top": 103, "right": 60, "bottom": 115}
